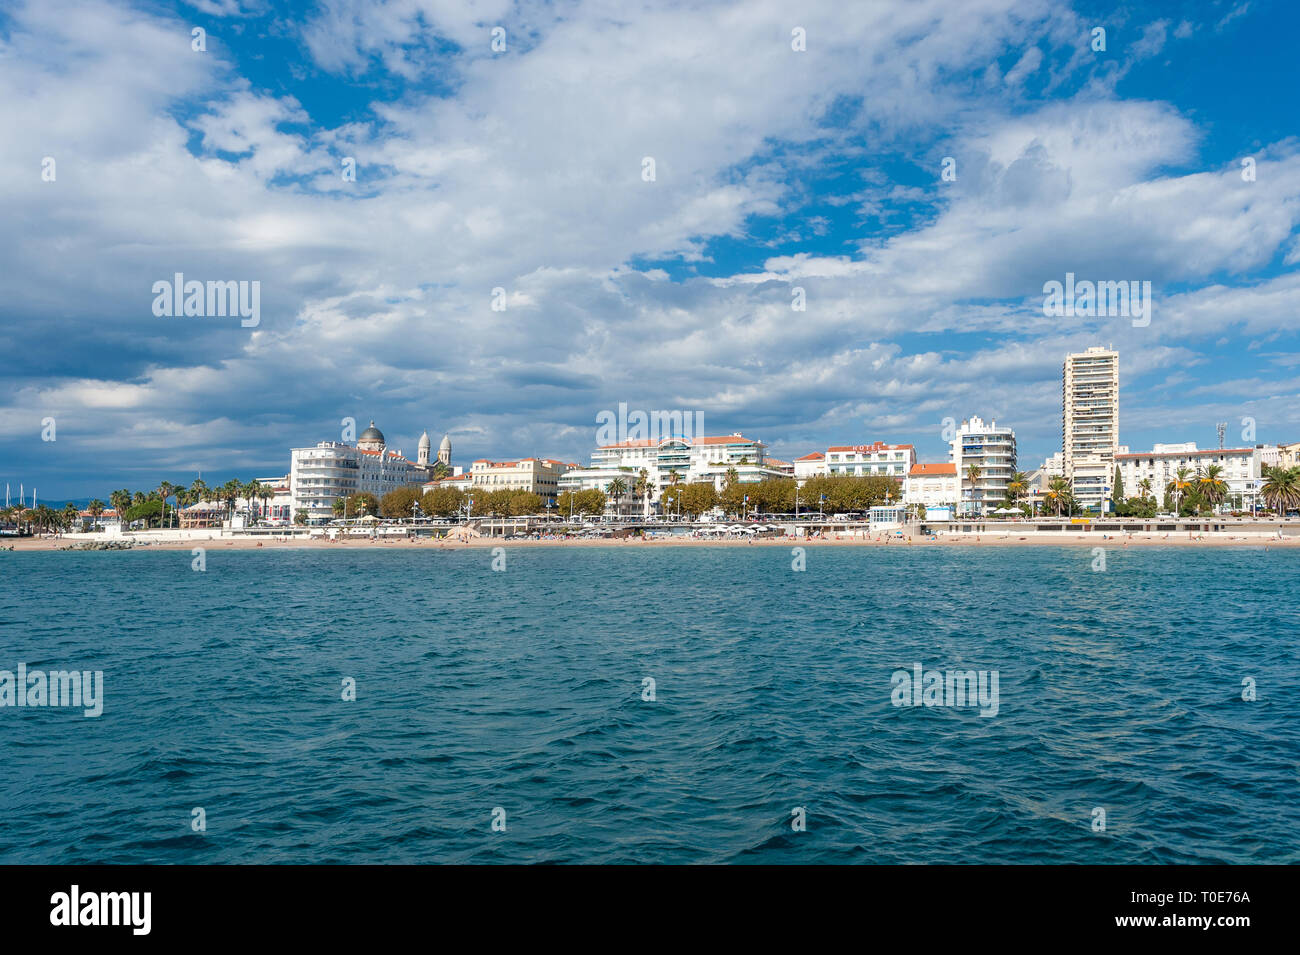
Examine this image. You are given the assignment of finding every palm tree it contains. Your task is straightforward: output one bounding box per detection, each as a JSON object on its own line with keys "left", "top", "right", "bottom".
{"left": 1044, "top": 476, "right": 1071, "bottom": 517}
{"left": 723, "top": 466, "right": 739, "bottom": 491}
{"left": 634, "top": 468, "right": 652, "bottom": 519}
{"left": 605, "top": 477, "right": 628, "bottom": 515}
{"left": 1260, "top": 464, "right": 1300, "bottom": 514}
{"left": 109, "top": 489, "right": 130, "bottom": 525}
{"left": 158, "top": 481, "right": 175, "bottom": 529}
{"left": 964, "top": 463, "right": 983, "bottom": 516}
{"left": 1137, "top": 477, "right": 1153, "bottom": 501}
{"left": 258, "top": 482, "right": 273, "bottom": 523}
{"left": 667, "top": 469, "right": 682, "bottom": 520}
{"left": 173, "top": 488, "right": 191, "bottom": 526}
{"left": 87, "top": 499, "right": 105, "bottom": 529}
{"left": 1196, "top": 465, "right": 1228, "bottom": 510}
{"left": 1166, "top": 467, "right": 1194, "bottom": 514}
{"left": 242, "top": 481, "right": 262, "bottom": 523}
{"left": 220, "top": 480, "right": 240, "bottom": 519}
{"left": 1005, "top": 471, "right": 1028, "bottom": 509}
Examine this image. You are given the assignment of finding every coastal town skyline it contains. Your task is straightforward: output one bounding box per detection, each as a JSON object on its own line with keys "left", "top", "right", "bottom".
{"left": 2, "top": 0, "right": 1297, "bottom": 902}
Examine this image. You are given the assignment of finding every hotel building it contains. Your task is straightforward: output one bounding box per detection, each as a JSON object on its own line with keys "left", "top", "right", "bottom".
{"left": 290, "top": 421, "right": 448, "bottom": 523}
{"left": 1063, "top": 346, "right": 1120, "bottom": 511}
{"left": 468, "top": 458, "right": 571, "bottom": 506}
{"left": 1116, "top": 444, "right": 1261, "bottom": 505}
{"left": 791, "top": 443, "right": 915, "bottom": 484}
{"left": 558, "top": 433, "right": 785, "bottom": 501}
{"left": 949, "top": 416, "right": 1017, "bottom": 516}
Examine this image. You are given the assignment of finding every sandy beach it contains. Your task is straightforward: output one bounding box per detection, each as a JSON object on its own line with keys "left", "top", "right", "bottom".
{"left": 6, "top": 530, "right": 1299, "bottom": 551}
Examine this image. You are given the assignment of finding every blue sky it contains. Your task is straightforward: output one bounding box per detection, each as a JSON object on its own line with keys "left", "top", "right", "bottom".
{"left": 2, "top": 0, "right": 1298, "bottom": 499}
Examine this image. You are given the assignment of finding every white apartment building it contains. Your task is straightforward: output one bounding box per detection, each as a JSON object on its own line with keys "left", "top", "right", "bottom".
{"left": 469, "top": 458, "right": 571, "bottom": 505}
{"left": 823, "top": 443, "right": 915, "bottom": 479}
{"left": 904, "top": 463, "right": 959, "bottom": 509}
{"left": 1116, "top": 443, "right": 1261, "bottom": 507}
{"left": 794, "top": 452, "right": 825, "bottom": 481}
{"left": 949, "top": 416, "right": 1017, "bottom": 516}
{"left": 1063, "top": 346, "right": 1120, "bottom": 511}
{"left": 790, "top": 443, "right": 915, "bottom": 483}
{"left": 558, "top": 433, "right": 784, "bottom": 501}
{"left": 290, "top": 421, "right": 434, "bottom": 523}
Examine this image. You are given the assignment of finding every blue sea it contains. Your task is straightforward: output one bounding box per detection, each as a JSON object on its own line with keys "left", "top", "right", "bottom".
{"left": 1, "top": 545, "right": 1296, "bottom": 864}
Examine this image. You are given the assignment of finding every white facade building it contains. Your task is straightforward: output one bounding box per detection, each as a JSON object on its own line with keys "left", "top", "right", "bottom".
{"left": 791, "top": 443, "right": 914, "bottom": 484}
{"left": 949, "top": 416, "right": 1017, "bottom": 516}
{"left": 1116, "top": 443, "right": 1261, "bottom": 507}
{"left": 558, "top": 433, "right": 784, "bottom": 501}
{"left": 823, "top": 443, "right": 915, "bottom": 479}
{"left": 904, "top": 463, "right": 959, "bottom": 509}
{"left": 1063, "top": 346, "right": 1120, "bottom": 511}
{"left": 793, "top": 452, "right": 825, "bottom": 481}
{"left": 290, "top": 421, "right": 438, "bottom": 523}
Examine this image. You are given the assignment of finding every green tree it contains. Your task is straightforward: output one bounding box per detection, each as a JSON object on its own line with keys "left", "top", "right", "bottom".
{"left": 1166, "top": 467, "right": 1194, "bottom": 513}
{"left": 1260, "top": 465, "right": 1300, "bottom": 513}
{"left": 158, "top": 480, "right": 176, "bottom": 529}
{"left": 294, "top": 509, "right": 308, "bottom": 526}
{"left": 422, "top": 486, "right": 467, "bottom": 518}
{"left": 605, "top": 477, "right": 629, "bottom": 514}
{"left": 964, "top": 463, "right": 983, "bottom": 515}
{"left": 109, "top": 489, "right": 131, "bottom": 522}
{"left": 343, "top": 492, "right": 380, "bottom": 518}
{"left": 61, "top": 502, "right": 81, "bottom": 534}
{"left": 1196, "top": 465, "right": 1227, "bottom": 508}
{"left": 634, "top": 468, "right": 652, "bottom": 518}
{"left": 678, "top": 482, "right": 718, "bottom": 517}
{"left": 1044, "top": 476, "right": 1071, "bottom": 517}
{"left": 381, "top": 485, "right": 424, "bottom": 519}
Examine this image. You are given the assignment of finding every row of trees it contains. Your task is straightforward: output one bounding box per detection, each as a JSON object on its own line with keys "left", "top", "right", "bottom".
{"left": 357, "top": 486, "right": 558, "bottom": 521}
{"left": 0, "top": 502, "right": 86, "bottom": 534}
{"left": 2, "top": 477, "right": 288, "bottom": 535}
{"left": 103, "top": 478, "right": 280, "bottom": 529}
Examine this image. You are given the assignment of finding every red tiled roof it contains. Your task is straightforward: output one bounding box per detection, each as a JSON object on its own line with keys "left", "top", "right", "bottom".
{"left": 910, "top": 463, "right": 957, "bottom": 476}
{"left": 795, "top": 452, "right": 825, "bottom": 461}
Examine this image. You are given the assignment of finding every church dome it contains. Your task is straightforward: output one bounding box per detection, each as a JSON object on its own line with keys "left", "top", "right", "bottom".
{"left": 358, "top": 420, "right": 385, "bottom": 445}
{"left": 418, "top": 431, "right": 431, "bottom": 450}
{"left": 439, "top": 434, "right": 451, "bottom": 452}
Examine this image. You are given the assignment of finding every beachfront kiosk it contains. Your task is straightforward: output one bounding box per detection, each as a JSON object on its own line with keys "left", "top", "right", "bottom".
{"left": 869, "top": 504, "right": 908, "bottom": 528}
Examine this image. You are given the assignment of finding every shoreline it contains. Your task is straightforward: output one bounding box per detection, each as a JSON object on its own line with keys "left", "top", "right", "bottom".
{"left": 5, "top": 532, "right": 1299, "bottom": 551}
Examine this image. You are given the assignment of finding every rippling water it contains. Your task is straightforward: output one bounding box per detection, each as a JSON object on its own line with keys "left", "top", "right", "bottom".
{"left": 1, "top": 545, "right": 1296, "bottom": 864}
